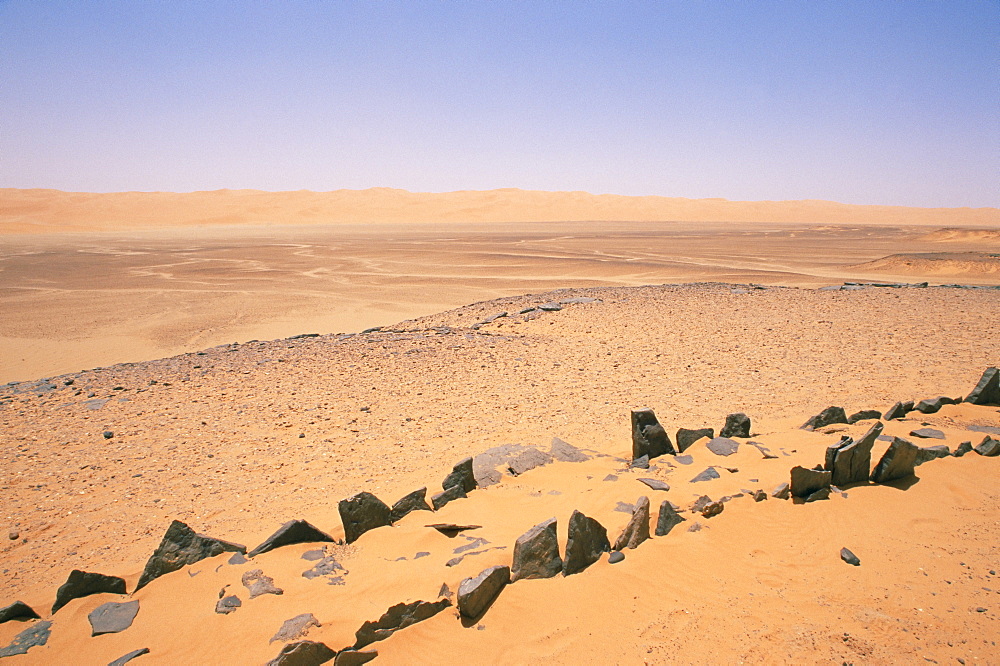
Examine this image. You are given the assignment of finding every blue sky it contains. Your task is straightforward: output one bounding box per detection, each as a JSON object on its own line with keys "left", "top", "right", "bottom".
{"left": 0, "top": 1, "right": 997, "bottom": 206}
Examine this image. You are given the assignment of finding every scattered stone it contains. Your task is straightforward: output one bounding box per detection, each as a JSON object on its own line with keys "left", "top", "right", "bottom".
{"left": 613, "top": 496, "right": 651, "bottom": 550}
{"left": 0, "top": 620, "right": 51, "bottom": 657}
{"left": 242, "top": 569, "right": 284, "bottom": 598}
{"left": 720, "top": 413, "right": 751, "bottom": 438}
{"left": 910, "top": 427, "right": 945, "bottom": 439}
{"left": 7, "top": 529, "right": 18, "bottom": 541}
{"left": 215, "top": 595, "right": 242, "bottom": 614}
{"left": 954, "top": 441, "right": 973, "bottom": 457}
{"left": 637, "top": 478, "right": 670, "bottom": 491}
{"left": 438, "top": 582, "right": 453, "bottom": 600}
{"left": 563, "top": 510, "right": 610, "bottom": 576}
{"left": 479, "top": 311, "right": 507, "bottom": 324}
{"left": 511, "top": 518, "right": 561, "bottom": 582}
{"left": 674, "top": 454, "right": 694, "bottom": 465}
{"left": 103, "top": 430, "right": 114, "bottom": 439}
{"left": 608, "top": 551, "right": 625, "bottom": 564}
{"left": 270, "top": 613, "right": 320, "bottom": 643}
{"left": 108, "top": 647, "right": 151, "bottom": 666}
{"left": 748, "top": 441, "right": 779, "bottom": 459}
{"left": 335, "top": 649, "right": 379, "bottom": 666}
{"left": 538, "top": 301, "right": 562, "bottom": 311}
{"left": 353, "top": 598, "right": 452, "bottom": 648}
{"left": 426, "top": 523, "right": 481, "bottom": 536}
{"left": 827, "top": 422, "right": 883, "bottom": 487}
{"left": 975, "top": 436, "right": 1000, "bottom": 457}
{"left": 629, "top": 454, "right": 650, "bottom": 469}
{"left": 247, "top": 520, "right": 334, "bottom": 558}
{"left": 771, "top": 482, "right": 791, "bottom": 499}
{"left": 690, "top": 467, "right": 720, "bottom": 483}
{"left": 472, "top": 444, "right": 531, "bottom": 486}
{"left": 431, "top": 483, "right": 467, "bottom": 510}
{"left": 789, "top": 466, "right": 832, "bottom": 498}
{"left": 690, "top": 496, "right": 714, "bottom": 513}
{"left": 228, "top": 552, "right": 247, "bottom": 565}
{"left": 550, "top": 437, "right": 590, "bottom": 462}
{"left": 804, "top": 487, "right": 831, "bottom": 502}
{"left": 442, "top": 457, "right": 477, "bottom": 493}
{"left": 339, "top": 491, "right": 392, "bottom": 544}
{"left": 89, "top": 600, "right": 140, "bottom": 636}
{"left": 801, "top": 406, "right": 848, "bottom": 430}
{"left": 847, "top": 409, "right": 882, "bottom": 424}
{"left": 751, "top": 489, "right": 768, "bottom": 502}
{"left": 915, "top": 445, "right": 951, "bottom": 465}
{"left": 614, "top": 501, "right": 634, "bottom": 513}
{"left": 507, "top": 448, "right": 554, "bottom": 475}
{"left": 655, "top": 500, "right": 686, "bottom": 536}
{"left": 602, "top": 474, "right": 618, "bottom": 482}
{"left": 706, "top": 437, "right": 739, "bottom": 456}
{"left": 871, "top": 437, "right": 920, "bottom": 483}
{"left": 458, "top": 565, "right": 510, "bottom": 619}
{"left": 968, "top": 424, "right": 1000, "bottom": 436}
{"left": 676, "top": 428, "right": 714, "bottom": 453}
{"left": 966, "top": 367, "right": 1000, "bottom": 405}
{"left": 687, "top": 522, "right": 702, "bottom": 532}
{"left": 558, "top": 296, "right": 600, "bottom": 304}
{"left": 389, "top": 487, "right": 432, "bottom": 523}
{"left": 884, "top": 400, "right": 915, "bottom": 420}
{"left": 840, "top": 547, "right": 861, "bottom": 566}
{"left": 915, "top": 397, "right": 948, "bottom": 414}
{"left": 0, "top": 601, "right": 40, "bottom": 623}
{"left": 52, "top": 569, "right": 127, "bottom": 614}
{"left": 135, "top": 520, "right": 247, "bottom": 591}
{"left": 700, "top": 500, "right": 724, "bottom": 518}
{"left": 631, "top": 408, "right": 675, "bottom": 460}
{"left": 266, "top": 640, "right": 336, "bottom": 666}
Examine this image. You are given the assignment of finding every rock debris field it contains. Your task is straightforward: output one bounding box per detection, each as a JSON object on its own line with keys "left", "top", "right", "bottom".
{"left": 1, "top": 283, "right": 999, "bottom": 664}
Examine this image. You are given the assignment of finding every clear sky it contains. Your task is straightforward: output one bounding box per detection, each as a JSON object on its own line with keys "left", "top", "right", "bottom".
{"left": 0, "top": 1, "right": 997, "bottom": 207}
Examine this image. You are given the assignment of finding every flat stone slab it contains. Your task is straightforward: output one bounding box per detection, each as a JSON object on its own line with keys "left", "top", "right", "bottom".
{"left": 690, "top": 467, "right": 720, "bottom": 483}
{"left": 108, "top": 647, "right": 151, "bottom": 666}
{"left": 511, "top": 518, "right": 561, "bottom": 582}
{"left": 915, "top": 444, "right": 951, "bottom": 465}
{"left": 52, "top": 569, "right": 127, "bottom": 614}
{"left": 431, "top": 483, "right": 467, "bottom": 510}
{"left": 215, "top": 595, "right": 242, "bottom": 614}
{"left": 549, "top": 437, "right": 590, "bottom": 462}
{"left": 706, "top": 437, "right": 739, "bottom": 456}
{"left": 270, "top": 613, "right": 320, "bottom": 643}
{"left": 335, "top": 649, "right": 379, "bottom": 666}
{"left": 910, "top": 428, "right": 945, "bottom": 439}
{"left": 242, "top": 569, "right": 284, "bottom": 598}
{"left": 975, "top": 436, "right": 1000, "bottom": 457}
{"left": 247, "top": 520, "right": 334, "bottom": 558}
{"left": 89, "top": 600, "right": 140, "bottom": 636}
{"left": 426, "top": 523, "right": 481, "bottom": 536}
{"left": 266, "top": 640, "right": 336, "bottom": 666}
{"left": 458, "top": 565, "right": 510, "bottom": 619}
{"left": 507, "top": 448, "right": 554, "bottom": 476}
{"left": 637, "top": 478, "right": 670, "bottom": 491}
{"left": 136, "top": 519, "right": 246, "bottom": 591}
{"left": 0, "top": 620, "right": 52, "bottom": 657}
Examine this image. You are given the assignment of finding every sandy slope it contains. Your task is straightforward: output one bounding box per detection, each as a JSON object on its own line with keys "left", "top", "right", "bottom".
{"left": 1, "top": 284, "right": 998, "bottom": 664}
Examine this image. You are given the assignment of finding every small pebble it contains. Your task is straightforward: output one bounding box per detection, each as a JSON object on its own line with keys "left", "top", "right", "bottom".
{"left": 8, "top": 529, "right": 19, "bottom": 541}
{"left": 608, "top": 551, "right": 625, "bottom": 564}
{"left": 102, "top": 430, "right": 114, "bottom": 439}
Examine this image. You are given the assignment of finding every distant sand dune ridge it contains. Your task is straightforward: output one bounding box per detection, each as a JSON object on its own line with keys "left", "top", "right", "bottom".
{"left": 850, "top": 252, "right": 1000, "bottom": 276}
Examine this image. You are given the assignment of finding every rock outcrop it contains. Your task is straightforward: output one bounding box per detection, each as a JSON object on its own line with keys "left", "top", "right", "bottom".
{"left": 789, "top": 466, "right": 832, "bottom": 498}
{"left": 442, "top": 457, "right": 477, "bottom": 493}
{"left": 975, "top": 436, "right": 1000, "bottom": 457}
{"left": 0, "top": 601, "right": 40, "bottom": 624}
{"left": 801, "top": 406, "right": 848, "bottom": 430}
{"left": 266, "top": 640, "right": 336, "bottom": 666}
{"left": 676, "top": 427, "right": 714, "bottom": 453}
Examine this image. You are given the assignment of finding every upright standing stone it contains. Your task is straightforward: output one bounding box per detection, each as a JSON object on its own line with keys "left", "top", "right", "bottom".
{"left": 52, "top": 570, "right": 127, "bottom": 614}
{"left": 613, "top": 496, "right": 651, "bottom": 550}
{"left": 975, "top": 436, "right": 1000, "bottom": 457}
{"left": 847, "top": 409, "right": 882, "bottom": 424}
{"left": 247, "top": 520, "right": 334, "bottom": 558}
{"left": 789, "top": 466, "right": 832, "bottom": 498}
{"left": 389, "top": 488, "right": 431, "bottom": 523}
{"left": 339, "top": 492, "right": 392, "bottom": 544}
{"left": 631, "top": 408, "right": 675, "bottom": 460}
{"left": 720, "top": 413, "right": 751, "bottom": 438}
{"left": 430, "top": 484, "right": 466, "bottom": 510}
{"left": 563, "top": 510, "right": 610, "bottom": 575}
{"left": 675, "top": 428, "right": 714, "bottom": 453}
{"left": 442, "top": 457, "right": 477, "bottom": 493}
{"left": 827, "top": 422, "right": 882, "bottom": 487}
{"left": 135, "top": 520, "right": 246, "bottom": 591}
{"left": 871, "top": 437, "right": 919, "bottom": 483}
{"left": 353, "top": 599, "right": 451, "bottom": 648}
{"left": 966, "top": 367, "right": 1000, "bottom": 405}
{"left": 655, "top": 501, "right": 686, "bottom": 536}
{"left": 511, "top": 518, "right": 561, "bottom": 582}
{"left": 0, "top": 601, "right": 40, "bottom": 624}
{"left": 457, "top": 565, "right": 510, "bottom": 619}
{"left": 801, "top": 406, "right": 848, "bottom": 430}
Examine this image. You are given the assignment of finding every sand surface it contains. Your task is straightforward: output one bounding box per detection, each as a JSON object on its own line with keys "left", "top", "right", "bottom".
{"left": 1, "top": 283, "right": 998, "bottom": 664}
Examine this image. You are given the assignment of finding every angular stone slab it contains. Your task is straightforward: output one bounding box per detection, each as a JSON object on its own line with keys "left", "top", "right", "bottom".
{"left": 772, "top": 482, "right": 791, "bottom": 499}
{"left": 135, "top": 520, "right": 246, "bottom": 591}
{"left": 966, "top": 367, "right": 1000, "bottom": 405}
{"left": 442, "top": 457, "right": 477, "bottom": 493}
{"left": 0, "top": 601, "right": 40, "bottom": 624}
{"left": 954, "top": 441, "right": 973, "bottom": 457}
{"left": 631, "top": 408, "right": 675, "bottom": 460}
{"left": 248, "top": 520, "right": 334, "bottom": 558}
{"left": 871, "top": 436, "right": 919, "bottom": 483}
{"left": 89, "top": 600, "right": 140, "bottom": 636}
{"left": 915, "top": 397, "right": 947, "bottom": 414}
{"left": 789, "top": 466, "right": 832, "bottom": 498}
{"left": 431, "top": 483, "right": 466, "bottom": 510}
{"left": 613, "top": 496, "right": 651, "bottom": 551}
{"left": 353, "top": 598, "right": 451, "bottom": 648}
{"left": 690, "top": 467, "right": 720, "bottom": 483}
{"left": 828, "top": 422, "right": 882, "bottom": 487}
{"left": 915, "top": 445, "right": 951, "bottom": 465}
{"left": 637, "top": 478, "right": 670, "bottom": 491}
{"left": 0, "top": 620, "right": 52, "bottom": 657}
{"left": 507, "top": 448, "right": 554, "bottom": 476}
{"left": 975, "top": 436, "right": 1000, "bottom": 457}
{"left": 389, "top": 487, "right": 432, "bottom": 523}
{"left": 719, "top": 413, "right": 751, "bottom": 438}
{"left": 52, "top": 569, "right": 127, "bottom": 614}
{"left": 458, "top": 565, "right": 510, "bottom": 619}
{"left": 215, "top": 595, "right": 242, "bottom": 614}
{"left": 108, "top": 647, "right": 151, "bottom": 666}
{"left": 840, "top": 547, "right": 861, "bottom": 566}
{"left": 271, "top": 613, "right": 320, "bottom": 643}
{"left": 266, "top": 640, "right": 336, "bottom": 666}
{"left": 676, "top": 428, "right": 714, "bottom": 453}
{"left": 339, "top": 492, "right": 392, "bottom": 544}
{"left": 801, "top": 406, "right": 848, "bottom": 430}
{"left": 910, "top": 427, "right": 945, "bottom": 439}
{"left": 848, "top": 409, "right": 882, "bottom": 424}
{"left": 511, "top": 518, "right": 561, "bottom": 582}
{"left": 655, "top": 500, "right": 686, "bottom": 536}
{"left": 242, "top": 569, "right": 284, "bottom": 598}
{"left": 335, "top": 649, "right": 378, "bottom": 666}
{"left": 882, "top": 401, "right": 912, "bottom": 421}
{"left": 563, "top": 510, "right": 610, "bottom": 576}
{"left": 550, "top": 437, "right": 590, "bottom": 462}
{"left": 706, "top": 437, "right": 739, "bottom": 456}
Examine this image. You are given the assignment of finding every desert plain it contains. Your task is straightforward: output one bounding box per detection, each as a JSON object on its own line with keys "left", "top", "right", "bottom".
{"left": 0, "top": 189, "right": 999, "bottom": 664}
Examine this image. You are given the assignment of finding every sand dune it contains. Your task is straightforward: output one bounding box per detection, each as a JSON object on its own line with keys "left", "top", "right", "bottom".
{"left": 919, "top": 227, "right": 1000, "bottom": 242}
{"left": 850, "top": 252, "right": 1000, "bottom": 276}
{"left": 2, "top": 188, "right": 998, "bottom": 234}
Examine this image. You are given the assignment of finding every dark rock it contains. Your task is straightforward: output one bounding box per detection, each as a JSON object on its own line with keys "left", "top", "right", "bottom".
{"left": 700, "top": 500, "right": 724, "bottom": 517}
{"left": 608, "top": 551, "right": 625, "bottom": 564}
{"left": 426, "top": 523, "right": 480, "bottom": 536}
{"left": 335, "top": 649, "right": 378, "bottom": 666}
{"left": 967, "top": 424, "right": 1000, "bottom": 436}
{"left": 353, "top": 598, "right": 451, "bottom": 648}
{"left": 0, "top": 620, "right": 52, "bottom": 657}
{"left": 339, "top": 492, "right": 392, "bottom": 544}
{"left": 910, "top": 427, "right": 945, "bottom": 439}
{"left": 52, "top": 569, "right": 127, "bottom": 614}
{"left": 136, "top": 520, "right": 246, "bottom": 591}
{"left": 563, "top": 510, "right": 610, "bottom": 576}
{"left": 637, "top": 478, "right": 669, "bottom": 491}
{"left": 389, "top": 487, "right": 431, "bottom": 523}
{"left": 538, "top": 301, "right": 562, "bottom": 311}
{"left": 438, "top": 582, "right": 453, "bottom": 600}
{"left": 827, "top": 422, "right": 883, "bottom": 487}
{"left": 706, "top": 437, "right": 739, "bottom": 456}
{"left": 303, "top": 554, "right": 345, "bottom": 580}
{"left": 915, "top": 444, "right": 951, "bottom": 465}
{"left": 848, "top": 409, "right": 882, "bottom": 424}
{"left": 215, "top": 595, "right": 242, "bottom": 614}
{"left": 915, "top": 397, "right": 947, "bottom": 414}
{"left": 508, "top": 448, "right": 554, "bottom": 476}
{"left": 247, "top": 520, "right": 334, "bottom": 558}
{"left": 690, "top": 467, "right": 720, "bottom": 483}
{"left": 751, "top": 489, "right": 768, "bottom": 502}
{"left": 804, "top": 487, "right": 831, "bottom": 502}
{"left": 720, "top": 413, "right": 751, "bottom": 438}
{"left": 431, "top": 483, "right": 467, "bottom": 510}
{"left": 108, "top": 647, "right": 151, "bottom": 666}
{"left": 954, "top": 441, "right": 973, "bottom": 457}
{"left": 614, "top": 502, "right": 634, "bottom": 513}
{"left": 613, "top": 496, "right": 651, "bottom": 550}
{"left": 0, "top": 601, "right": 40, "bottom": 623}
{"left": 442, "top": 457, "right": 477, "bottom": 493}
{"left": 674, "top": 454, "right": 694, "bottom": 465}
{"left": 228, "top": 552, "right": 247, "bottom": 565}
{"left": 840, "top": 547, "right": 861, "bottom": 566}
{"left": 801, "top": 406, "right": 848, "bottom": 430}
{"left": 242, "top": 569, "right": 284, "bottom": 598}
{"left": 789, "top": 466, "right": 831, "bottom": 498}
{"left": 103, "top": 430, "right": 114, "bottom": 439}
{"left": 458, "top": 565, "right": 510, "bottom": 619}
{"left": 266, "top": 640, "right": 336, "bottom": 666}
{"left": 655, "top": 501, "right": 686, "bottom": 536}
{"left": 89, "top": 600, "right": 140, "bottom": 636}
{"left": 550, "top": 437, "right": 590, "bottom": 462}
{"left": 748, "top": 441, "right": 778, "bottom": 459}
{"left": 870, "top": 436, "right": 919, "bottom": 483}
{"left": 771, "top": 482, "right": 790, "bottom": 499}
{"left": 271, "top": 613, "right": 320, "bottom": 643}
{"left": 631, "top": 408, "right": 675, "bottom": 460}
{"left": 690, "top": 495, "right": 714, "bottom": 513}
{"left": 975, "top": 436, "right": 1000, "bottom": 457}
{"left": 676, "top": 427, "right": 714, "bottom": 453}
{"left": 511, "top": 518, "right": 561, "bottom": 582}
{"left": 629, "top": 454, "right": 650, "bottom": 469}
{"left": 882, "top": 401, "right": 908, "bottom": 421}
{"left": 966, "top": 367, "right": 1000, "bottom": 405}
